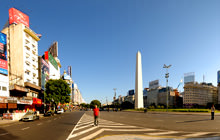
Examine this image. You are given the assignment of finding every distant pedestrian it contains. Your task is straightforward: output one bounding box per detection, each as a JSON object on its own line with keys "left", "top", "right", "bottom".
{"left": 211, "top": 104, "right": 215, "bottom": 120}
{"left": 93, "top": 105, "right": 99, "bottom": 126}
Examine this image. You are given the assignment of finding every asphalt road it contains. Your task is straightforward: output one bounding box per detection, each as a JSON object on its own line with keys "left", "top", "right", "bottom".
{"left": 98, "top": 111, "right": 220, "bottom": 132}
{"left": 0, "top": 111, "right": 84, "bottom": 140}
{"left": 1, "top": 111, "right": 220, "bottom": 140}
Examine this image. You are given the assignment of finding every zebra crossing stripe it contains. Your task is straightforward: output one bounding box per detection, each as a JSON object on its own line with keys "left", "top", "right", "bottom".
{"left": 146, "top": 131, "right": 179, "bottom": 136}
{"left": 75, "top": 124, "right": 92, "bottom": 131}
{"left": 69, "top": 126, "right": 99, "bottom": 139}
{"left": 98, "top": 125, "right": 138, "bottom": 128}
{"left": 182, "top": 132, "right": 211, "bottom": 137}
{"left": 66, "top": 113, "right": 85, "bottom": 140}
{"left": 77, "top": 121, "right": 94, "bottom": 126}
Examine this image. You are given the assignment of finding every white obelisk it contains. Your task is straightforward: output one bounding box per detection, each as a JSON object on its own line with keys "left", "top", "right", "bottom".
{"left": 135, "top": 51, "right": 143, "bottom": 109}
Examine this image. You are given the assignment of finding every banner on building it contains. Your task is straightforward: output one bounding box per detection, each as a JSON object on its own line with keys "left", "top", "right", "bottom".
{"left": 48, "top": 42, "right": 58, "bottom": 57}
{"left": 44, "top": 51, "right": 58, "bottom": 70}
{"left": 33, "top": 98, "right": 42, "bottom": 105}
{"left": 9, "top": 8, "right": 29, "bottom": 27}
{"left": 0, "top": 33, "right": 7, "bottom": 75}
{"left": 149, "top": 80, "right": 159, "bottom": 89}
{"left": 41, "top": 58, "right": 49, "bottom": 90}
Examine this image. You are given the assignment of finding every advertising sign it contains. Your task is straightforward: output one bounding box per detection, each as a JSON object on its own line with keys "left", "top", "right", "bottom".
{"left": 9, "top": 8, "right": 29, "bottom": 27}
{"left": 44, "top": 51, "right": 58, "bottom": 70}
{"left": 48, "top": 42, "right": 58, "bottom": 57}
{"left": 128, "top": 90, "right": 135, "bottom": 96}
{"left": 67, "top": 66, "right": 72, "bottom": 77}
{"left": 41, "top": 58, "right": 49, "bottom": 90}
{"left": 33, "top": 98, "right": 42, "bottom": 104}
{"left": 149, "top": 80, "right": 159, "bottom": 89}
{"left": 0, "top": 33, "right": 7, "bottom": 75}
{"left": 218, "top": 71, "right": 220, "bottom": 84}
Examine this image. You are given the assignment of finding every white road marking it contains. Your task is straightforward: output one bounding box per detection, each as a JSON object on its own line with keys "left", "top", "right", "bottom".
{"left": 77, "top": 121, "right": 93, "bottom": 126}
{"left": 80, "top": 129, "right": 104, "bottom": 140}
{"left": 0, "top": 133, "right": 9, "bottom": 136}
{"left": 69, "top": 126, "right": 98, "bottom": 139}
{"left": 21, "top": 127, "right": 30, "bottom": 130}
{"left": 75, "top": 124, "right": 92, "bottom": 131}
{"left": 146, "top": 131, "right": 178, "bottom": 136}
{"left": 37, "top": 123, "right": 42, "bottom": 125}
{"left": 99, "top": 125, "right": 138, "bottom": 128}
{"left": 66, "top": 113, "right": 85, "bottom": 140}
{"left": 182, "top": 132, "right": 211, "bottom": 137}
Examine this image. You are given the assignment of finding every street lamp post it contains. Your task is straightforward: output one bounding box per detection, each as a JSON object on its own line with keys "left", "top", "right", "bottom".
{"left": 163, "top": 64, "right": 171, "bottom": 112}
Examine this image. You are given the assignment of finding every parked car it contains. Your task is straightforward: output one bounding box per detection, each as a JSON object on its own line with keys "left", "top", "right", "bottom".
{"left": 56, "top": 108, "right": 64, "bottom": 114}
{"left": 20, "top": 111, "right": 39, "bottom": 121}
{"left": 44, "top": 110, "right": 54, "bottom": 116}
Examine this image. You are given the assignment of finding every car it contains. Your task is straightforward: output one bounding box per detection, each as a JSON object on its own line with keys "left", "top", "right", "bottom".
{"left": 56, "top": 108, "right": 64, "bottom": 114}
{"left": 44, "top": 110, "right": 54, "bottom": 116}
{"left": 20, "top": 111, "right": 39, "bottom": 121}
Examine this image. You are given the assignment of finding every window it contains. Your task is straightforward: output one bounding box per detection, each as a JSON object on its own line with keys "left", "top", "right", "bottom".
{"left": 25, "top": 70, "right": 30, "bottom": 75}
{"left": 25, "top": 46, "right": 30, "bottom": 51}
{"left": 25, "top": 33, "right": 30, "bottom": 39}
{"left": 32, "top": 50, "right": 36, "bottom": 55}
{"left": 26, "top": 61, "right": 30, "bottom": 66}
{"left": 27, "top": 79, "right": 31, "bottom": 82}
{"left": 26, "top": 53, "right": 30, "bottom": 59}
{"left": 2, "top": 87, "right": 7, "bottom": 91}
{"left": 33, "top": 73, "right": 36, "bottom": 77}
{"left": 25, "top": 39, "right": 30, "bottom": 44}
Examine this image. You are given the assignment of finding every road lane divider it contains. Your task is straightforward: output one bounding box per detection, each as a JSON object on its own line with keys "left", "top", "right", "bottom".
{"left": 0, "top": 133, "right": 9, "bottom": 136}
{"left": 21, "top": 127, "right": 30, "bottom": 130}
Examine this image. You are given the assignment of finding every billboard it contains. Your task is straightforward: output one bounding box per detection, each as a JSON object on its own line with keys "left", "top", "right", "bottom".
{"left": 149, "top": 80, "right": 159, "bottom": 89}
{"left": 0, "top": 33, "right": 8, "bottom": 75}
{"left": 44, "top": 51, "right": 58, "bottom": 70}
{"left": 9, "top": 8, "right": 29, "bottom": 27}
{"left": 128, "top": 90, "right": 134, "bottom": 96}
{"left": 48, "top": 42, "right": 58, "bottom": 57}
{"left": 41, "top": 58, "right": 49, "bottom": 90}
{"left": 218, "top": 71, "right": 220, "bottom": 84}
{"left": 67, "top": 66, "right": 72, "bottom": 77}
{"left": 184, "top": 72, "right": 195, "bottom": 84}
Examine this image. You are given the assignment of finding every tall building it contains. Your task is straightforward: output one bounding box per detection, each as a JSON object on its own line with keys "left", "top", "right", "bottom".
{"left": 183, "top": 82, "right": 217, "bottom": 107}
{"left": 72, "top": 83, "right": 83, "bottom": 105}
{"left": 1, "top": 8, "right": 41, "bottom": 110}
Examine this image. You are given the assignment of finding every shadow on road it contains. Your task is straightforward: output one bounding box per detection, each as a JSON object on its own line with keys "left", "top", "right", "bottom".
{"left": 0, "top": 128, "right": 19, "bottom": 140}
{"left": 176, "top": 119, "right": 210, "bottom": 123}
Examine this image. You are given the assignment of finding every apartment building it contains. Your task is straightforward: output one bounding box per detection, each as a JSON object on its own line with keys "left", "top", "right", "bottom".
{"left": 183, "top": 82, "right": 217, "bottom": 107}
{"left": 2, "top": 23, "right": 41, "bottom": 105}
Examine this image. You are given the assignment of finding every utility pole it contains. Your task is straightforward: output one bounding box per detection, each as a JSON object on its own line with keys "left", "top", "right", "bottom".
{"left": 163, "top": 64, "right": 172, "bottom": 112}
{"left": 113, "top": 88, "right": 117, "bottom": 111}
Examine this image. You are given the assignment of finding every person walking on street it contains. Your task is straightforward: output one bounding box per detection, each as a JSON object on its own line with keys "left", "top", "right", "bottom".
{"left": 93, "top": 105, "right": 99, "bottom": 126}
{"left": 211, "top": 104, "right": 215, "bottom": 120}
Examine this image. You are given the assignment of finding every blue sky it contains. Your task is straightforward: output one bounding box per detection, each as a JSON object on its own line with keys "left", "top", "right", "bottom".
{"left": 1, "top": 0, "right": 220, "bottom": 103}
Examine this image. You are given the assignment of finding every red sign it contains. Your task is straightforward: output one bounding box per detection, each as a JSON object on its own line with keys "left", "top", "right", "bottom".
{"left": 0, "top": 59, "right": 7, "bottom": 69}
{"left": 33, "top": 98, "right": 42, "bottom": 105}
{"left": 9, "top": 8, "right": 29, "bottom": 27}
{"left": 44, "top": 51, "right": 48, "bottom": 60}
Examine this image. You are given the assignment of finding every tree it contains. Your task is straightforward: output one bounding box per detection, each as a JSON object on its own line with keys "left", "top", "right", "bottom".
{"left": 90, "top": 100, "right": 101, "bottom": 108}
{"left": 45, "top": 79, "right": 71, "bottom": 109}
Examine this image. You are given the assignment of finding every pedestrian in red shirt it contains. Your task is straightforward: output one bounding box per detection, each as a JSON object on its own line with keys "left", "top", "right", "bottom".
{"left": 93, "top": 105, "right": 99, "bottom": 126}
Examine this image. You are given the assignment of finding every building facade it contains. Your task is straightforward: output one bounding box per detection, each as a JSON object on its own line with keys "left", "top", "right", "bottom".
{"left": 183, "top": 82, "right": 217, "bottom": 107}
